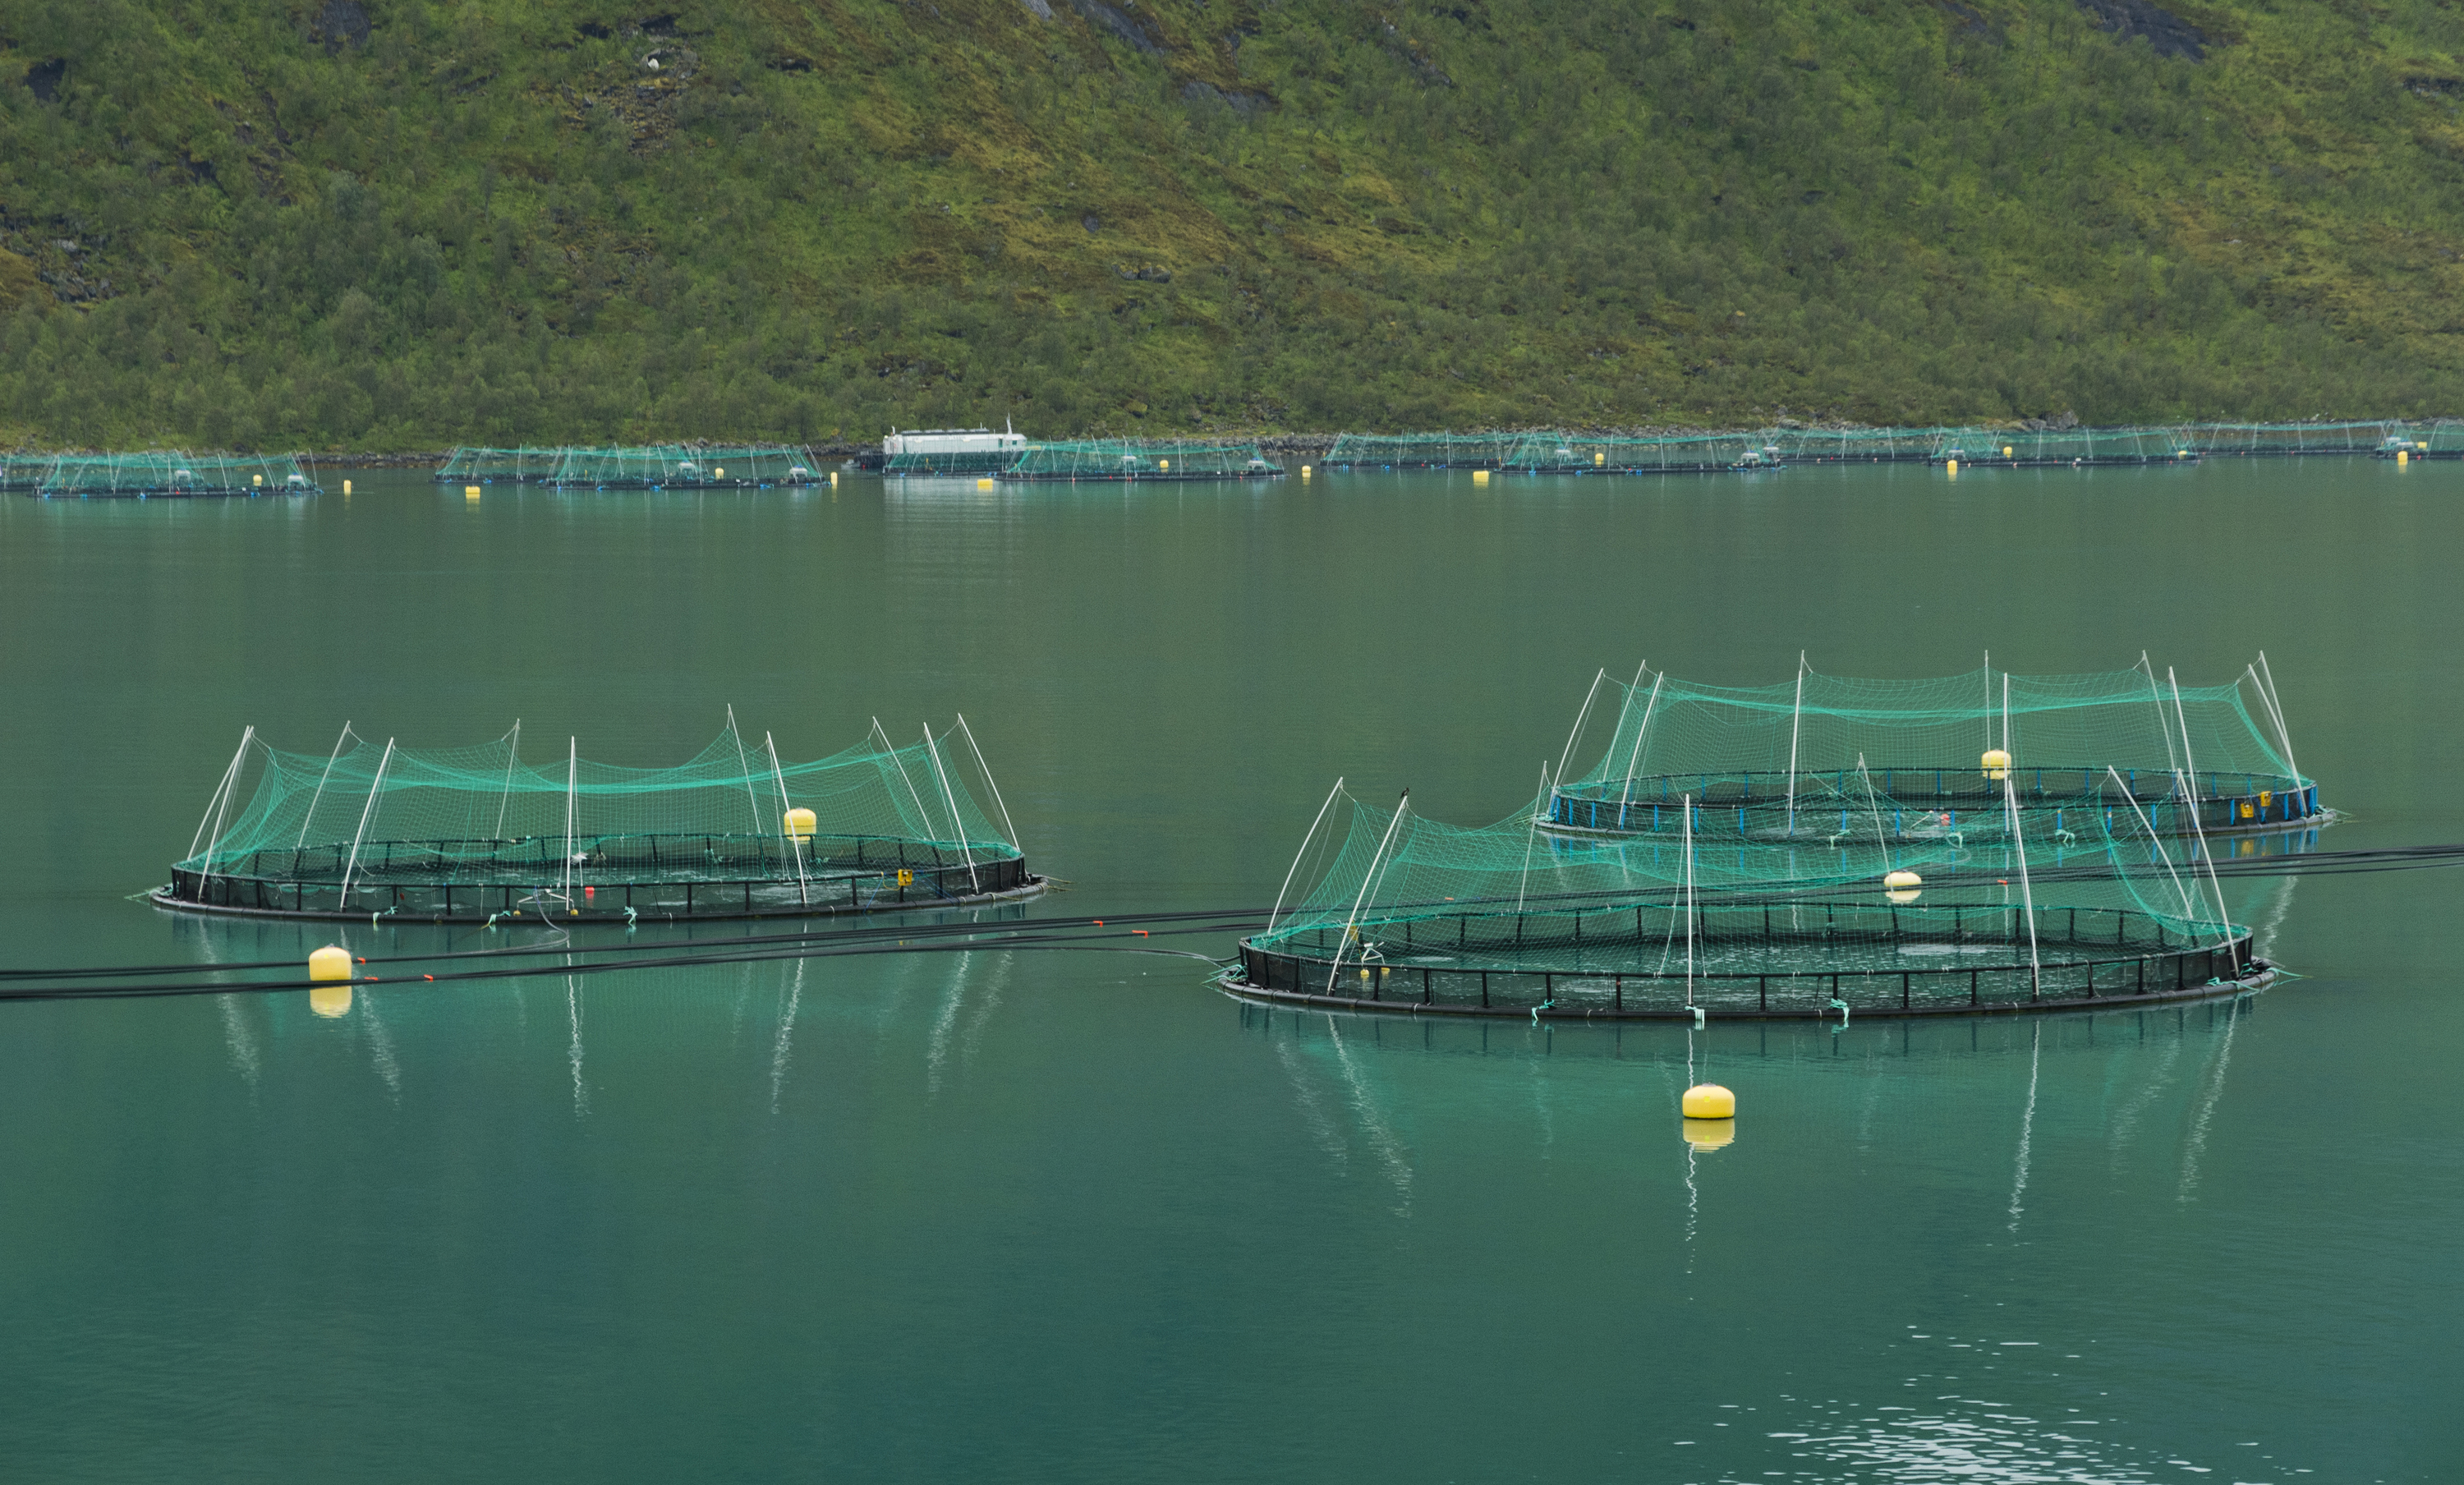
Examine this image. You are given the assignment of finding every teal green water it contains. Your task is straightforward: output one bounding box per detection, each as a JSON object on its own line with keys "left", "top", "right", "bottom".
{"left": 0, "top": 462, "right": 2457, "bottom": 1481}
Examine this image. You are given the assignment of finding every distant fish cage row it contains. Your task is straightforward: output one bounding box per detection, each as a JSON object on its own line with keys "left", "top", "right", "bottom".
{"left": 435, "top": 444, "right": 824, "bottom": 489}
{"left": 880, "top": 438, "right": 1287, "bottom": 483}
{"left": 1322, "top": 419, "right": 2464, "bottom": 473}
{"left": 4, "top": 452, "right": 319, "bottom": 498}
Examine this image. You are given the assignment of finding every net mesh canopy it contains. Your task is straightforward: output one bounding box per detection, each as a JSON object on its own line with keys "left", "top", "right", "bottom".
{"left": 1550, "top": 660, "right": 2315, "bottom": 837}
{"left": 544, "top": 445, "right": 821, "bottom": 488}
{"left": 999, "top": 439, "right": 1284, "bottom": 481}
{"left": 33, "top": 452, "right": 317, "bottom": 497}
{"left": 167, "top": 718, "right": 1032, "bottom": 920}
{"left": 434, "top": 447, "right": 566, "bottom": 483}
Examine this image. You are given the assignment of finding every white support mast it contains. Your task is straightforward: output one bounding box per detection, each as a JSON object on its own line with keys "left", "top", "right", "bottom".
{"left": 1516, "top": 764, "right": 1548, "bottom": 913}
{"left": 2002, "top": 678, "right": 2041, "bottom": 997}
{"left": 195, "top": 725, "right": 256, "bottom": 897}
{"left": 562, "top": 738, "right": 578, "bottom": 901}
{"left": 871, "top": 716, "right": 939, "bottom": 838}
{"left": 2168, "top": 669, "right": 2236, "bottom": 947}
{"left": 297, "top": 722, "right": 354, "bottom": 850}
{"left": 2254, "top": 651, "right": 2303, "bottom": 785}
{"left": 1618, "top": 669, "right": 1665, "bottom": 811}
{"left": 1326, "top": 790, "right": 1409, "bottom": 995}
{"left": 954, "top": 714, "right": 1021, "bottom": 850}
{"left": 338, "top": 738, "right": 396, "bottom": 905}
{"left": 727, "top": 705, "right": 765, "bottom": 837}
{"left": 922, "top": 725, "right": 981, "bottom": 892}
{"left": 1786, "top": 652, "right": 1807, "bottom": 837}
{"left": 1268, "top": 778, "right": 1345, "bottom": 935}
{"left": 767, "top": 732, "right": 809, "bottom": 906}
{"left": 1552, "top": 669, "right": 1608, "bottom": 807}
{"left": 491, "top": 720, "right": 521, "bottom": 841}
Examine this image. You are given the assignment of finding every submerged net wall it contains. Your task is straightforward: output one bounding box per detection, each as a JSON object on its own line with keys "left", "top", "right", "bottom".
{"left": 435, "top": 447, "right": 567, "bottom": 483}
{"left": 1550, "top": 661, "right": 2315, "bottom": 837}
{"left": 545, "top": 445, "right": 821, "bottom": 488}
{"left": 1233, "top": 782, "right": 2260, "bottom": 1018}
{"left": 161, "top": 718, "right": 1034, "bottom": 922}
{"left": 0, "top": 453, "right": 53, "bottom": 491}
{"left": 999, "top": 439, "right": 1284, "bottom": 481}
{"left": 32, "top": 452, "right": 318, "bottom": 497}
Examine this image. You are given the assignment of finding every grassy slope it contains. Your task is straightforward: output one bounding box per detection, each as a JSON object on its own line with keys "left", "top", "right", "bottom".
{"left": 3, "top": 0, "right": 2464, "bottom": 447}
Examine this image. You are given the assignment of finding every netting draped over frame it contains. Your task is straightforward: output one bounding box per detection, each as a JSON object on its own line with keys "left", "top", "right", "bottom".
{"left": 1256, "top": 783, "right": 2240, "bottom": 955}
{"left": 1563, "top": 661, "right": 2301, "bottom": 800}
{"left": 183, "top": 718, "right": 1014, "bottom": 877}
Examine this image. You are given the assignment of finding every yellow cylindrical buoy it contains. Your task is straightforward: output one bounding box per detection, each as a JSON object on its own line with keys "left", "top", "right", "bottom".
{"left": 254, "top": 473, "right": 264, "bottom": 486}
{"left": 1594, "top": 450, "right": 1605, "bottom": 465}
{"left": 714, "top": 467, "right": 724, "bottom": 478}
{"left": 1981, "top": 747, "right": 2011, "bottom": 780}
{"left": 1159, "top": 458, "right": 1170, "bottom": 471}
{"left": 1885, "top": 868, "right": 1922, "bottom": 903}
{"left": 1681, "top": 1083, "right": 1735, "bottom": 1119}
{"left": 784, "top": 807, "right": 816, "bottom": 840}
{"left": 310, "top": 982, "right": 353, "bottom": 1018}
{"left": 1300, "top": 465, "right": 1312, "bottom": 478}
{"left": 977, "top": 477, "right": 994, "bottom": 490}
{"left": 2397, "top": 448, "right": 2410, "bottom": 467}
{"left": 310, "top": 945, "right": 354, "bottom": 1013}
{"left": 1683, "top": 1117, "right": 1735, "bottom": 1151}
{"left": 1947, "top": 457, "right": 1959, "bottom": 478}
{"left": 830, "top": 471, "right": 839, "bottom": 486}
{"left": 342, "top": 479, "right": 352, "bottom": 494}
{"left": 1473, "top": 469, "right": 1490, "bottom": 485}
{"left": 2002, "top": 444, "right": 2013, "bottom": 458}
{"left": 465, "top": 485, "right": 480, "bottom": 499}
{"left": 310, "top": 945, "right": 353, "bottom": 982}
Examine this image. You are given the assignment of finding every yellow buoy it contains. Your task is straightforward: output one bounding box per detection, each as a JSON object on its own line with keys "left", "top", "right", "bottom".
{"left": 1681, "top": 1083, "right": 1735, "bottom": 1119}
{"left": 1594, "top": 450, "right": 1605, "bottom": 465}
{"left": 1683, "top": 1117, "right": 1735, "bottom": 1151}
{"left": 465, "top": 485, "right": 480, "bottom": 499}
{"left": 342, "top": 479, "right": 352, "bottom": 494}
{"left": 1473, "top": 469, "right": 1490, "bottom": 485}
{"left": 830, "top": 471, "right": 839, "bottom": 486}
{"left": 2397, "top": 448, "right": 2410, "bottom": 467}
{"left": 784, "top": 807, "right": 816, "bottom": 840}
{"left": 1947, "top": 457, "right": 1959, "bottom": 478}
{"left": 310, "top": 982, "right": 353, "bottom": 1018}
{"left": 310, "top": 945, "right": 353, "bottom": 982}
{"left": 1981, "top": 747, "right": 2011, "bottom": 780}
{"left": 253, "top": 473, "right": 264, "bottom": 486}
{"left": 977, "top": 477, "right": 994, "bottom": 490}
{"left": 1159, "top": 458, "right": 1170, "bottom": 471}
{"left": 1884, "top": 867, "right": 1922, "bottom": 903}
{"left": 1300, "top": 465, "right": 1312, "bottom": 478}
{"left": 2003, "top": 444, "right": 2013, "bottom": 458}
{"left": 714, "top": 467, "right": 724, "bottom": 478}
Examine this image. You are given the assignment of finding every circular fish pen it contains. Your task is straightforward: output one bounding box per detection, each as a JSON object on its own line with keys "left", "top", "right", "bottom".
{"left": 1542, "top": 659, "right": 2323, "bottom": 844}
{"left": 1225, "top": 897, "right": 2271, "bottom": 1022}
{"left": 155, "top": 716, "right": 1041, "bottom": 924}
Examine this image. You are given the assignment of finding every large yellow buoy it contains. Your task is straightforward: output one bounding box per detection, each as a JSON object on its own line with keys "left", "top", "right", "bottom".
{"left": 1884, "top": 868, "right": 1923, "bottom": 903}
{"left": 309, "top": 945, "right": 353, "bottom": 1017}
{"left": 1473, "top": 469, "right": 1490, "bottom": 485}
{"left": 1683, "top": 1117, "right": 1735, "bottom": 1151}
{"left": 1981, "top": 747, "right": 2011, "bottom": 780}
{"left": 1300, "top": 465, "right": 1312, "bottom": 478}
{"left": 977, "top": 477, "right": 994, "bottom": 490}
{"left": 1681, "top": 1083, "right": 1735, "bottom": 1119}
{"left": 1947, "top": 457, "right": 1959, "bottom": 478}
{"left": 310, "top": 945, "right": 352, "bottom": 982}
{"left": 784, "top": 807, "right": 816, "bottom": 840}
{"left": 342, "top": 479, "right": 352, "bottom": 494}
{"left": 465, "top": 485, "right": 480, "bottom": 499}
{"left": 2397, "top": 448, "right": 2410, "bottom": 467}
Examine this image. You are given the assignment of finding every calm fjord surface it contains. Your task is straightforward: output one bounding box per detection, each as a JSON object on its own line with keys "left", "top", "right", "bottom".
{"left": 0, "top": 462, "right": 2456, "bottom": 1482}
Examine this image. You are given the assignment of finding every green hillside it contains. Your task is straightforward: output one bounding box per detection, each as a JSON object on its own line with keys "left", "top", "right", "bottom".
{"left": 5, "top": 0, "right": 2464, "bottom": 447}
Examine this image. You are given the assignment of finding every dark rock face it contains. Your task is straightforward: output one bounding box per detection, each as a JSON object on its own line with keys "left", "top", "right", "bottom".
{"left": 1066, "top": 0, "right": 1165, "bottom": 57}
{"left": 2076, "top": 0, "right": 2204, "bottom": 61}
{"left": 314, "top": 0, "right": 373, "bottom": 53}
